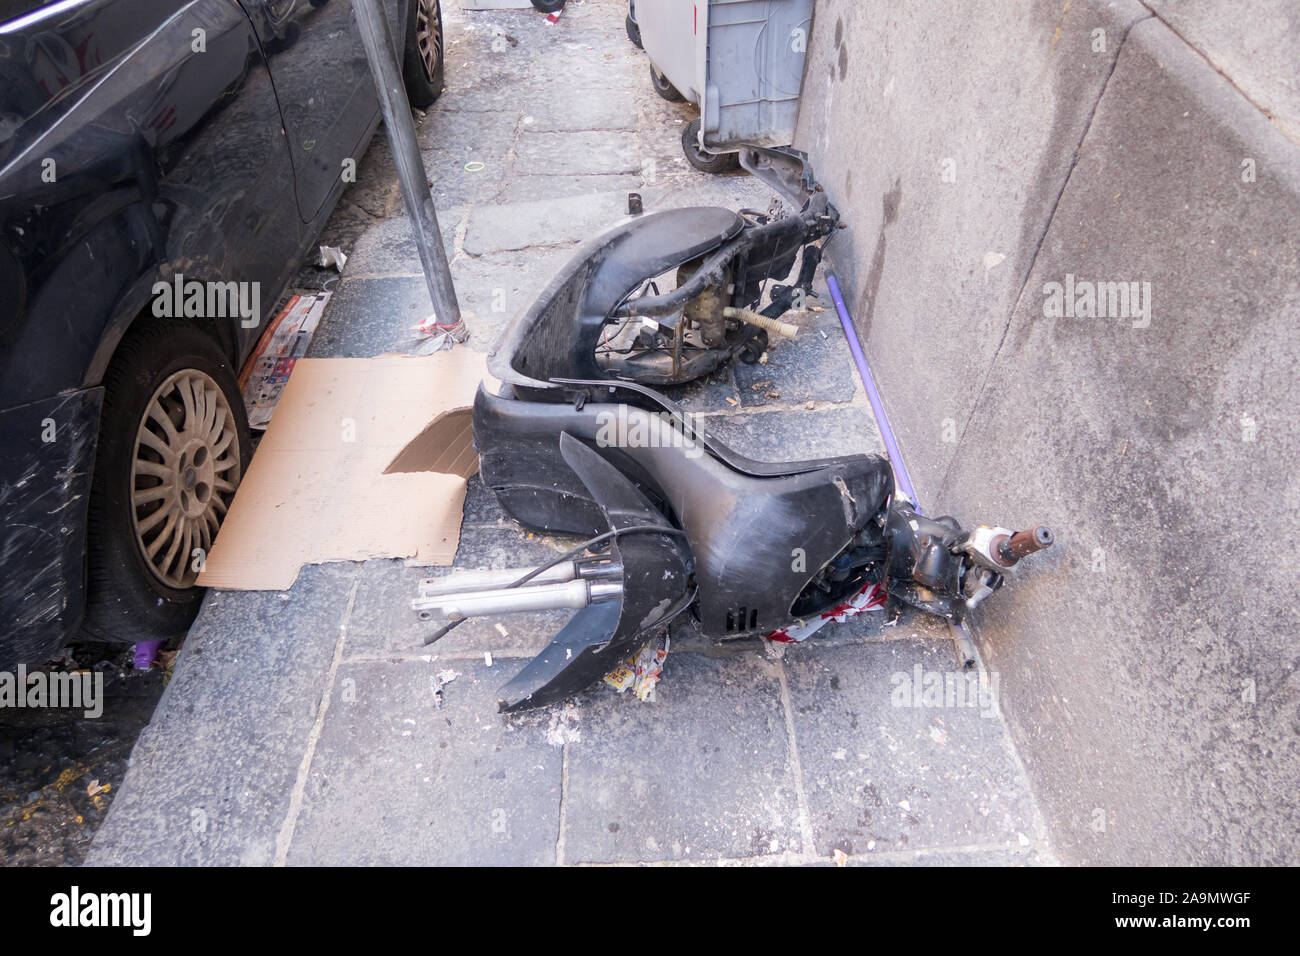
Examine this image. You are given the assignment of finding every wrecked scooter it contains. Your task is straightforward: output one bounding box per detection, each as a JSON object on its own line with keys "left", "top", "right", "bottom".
{"left": 413, "top": 147, "right": 1054, "bottom": 712}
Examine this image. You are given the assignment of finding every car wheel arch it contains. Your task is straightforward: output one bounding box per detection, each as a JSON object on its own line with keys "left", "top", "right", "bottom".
{"left": 83, "top": 270, "right": 245, "bottom": 389}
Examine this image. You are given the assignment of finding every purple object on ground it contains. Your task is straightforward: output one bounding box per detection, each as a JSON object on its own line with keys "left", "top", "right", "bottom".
{"left": 825, "top": 271, "right": 919, "bottom": 509}
{"left": 826, "top": 271, "right": 979, "bottom": 669}
{"left": 133, "top": 640, "right": 164, "bottom": 669}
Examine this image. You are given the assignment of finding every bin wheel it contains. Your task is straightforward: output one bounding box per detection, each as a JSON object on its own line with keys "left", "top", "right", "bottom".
{"left": 530, "top": 0, "right": 565, "bottom": 12}
{"left": 682, "top": 117, "right": 740, "bottom": 174}
{"left": 649, "top": 63, "right": 684, "bottom": 102}
{"left": 626, "top": 14, "right": 642, "bottom": 48}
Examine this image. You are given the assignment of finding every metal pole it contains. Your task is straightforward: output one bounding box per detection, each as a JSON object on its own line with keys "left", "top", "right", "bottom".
{"left": 352, "top": 0, "right": 460, "bottom": 325}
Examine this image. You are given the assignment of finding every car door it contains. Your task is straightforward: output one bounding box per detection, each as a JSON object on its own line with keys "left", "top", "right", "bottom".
{"left": 236, "top": 0, "right": 403, "bottom": 223}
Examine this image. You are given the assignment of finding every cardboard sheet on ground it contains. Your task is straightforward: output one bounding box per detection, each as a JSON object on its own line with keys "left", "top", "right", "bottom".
{"left": 198, "top": 351, "right": 490, "bottom": 591}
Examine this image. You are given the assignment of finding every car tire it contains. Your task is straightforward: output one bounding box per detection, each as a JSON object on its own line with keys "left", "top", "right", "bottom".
{"left": 403, "top": 0, "right": 446, "bottom": 109}
{"left": 530, "top": 0, "right": 566, "bottom": 12}
{"left": 81, "top": 321, "right": 252, "bottom": 644}
{"left": 681, "top": 117, "right": 740, "bottom": 173}
{"left": 649, "top": 63, "right": 685, "bottom": 102}
{"left": 626, "top": 13, "right": 642, "bottom": 48}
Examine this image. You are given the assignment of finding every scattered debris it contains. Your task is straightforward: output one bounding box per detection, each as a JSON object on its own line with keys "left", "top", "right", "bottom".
{"left": 765, "top": 581, "right": 887, "bottom": 643}
{"left": 543, "top": 702, "right": 581, "bottom": 748}
{"left": 238, "top": 291, "right": 330, "bottom": 429}
{"left": 433, "top": 668, "right": 459, "bottom": 709}
{"left": 132, "top": 640, "right": 163, "bottom": 670}
{"left": 603, "top": 663, "right": 635, "bottom": 694}
{"left": 412, "top": 313, "right": 470, "bottom": 353}
{"left": 318, "top": 245, "right": 348, "bottom": 272}
{"left": 603, "top": 634, "right": 669, "bottom": 702}
{"left": 632, "top": 635, "right": 669, "bottom": 702}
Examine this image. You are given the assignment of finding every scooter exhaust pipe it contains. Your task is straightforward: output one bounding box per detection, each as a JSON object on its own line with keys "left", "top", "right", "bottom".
{"left": 413, "top": 579, "right": 622, "bottom": 621}
{"left": 415, "top": 560, "right": 621, "bottom": 597}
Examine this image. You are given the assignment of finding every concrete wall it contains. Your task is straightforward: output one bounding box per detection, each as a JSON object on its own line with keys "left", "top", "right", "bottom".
{"left": 794, "top": 0, "right": 1300, "bottom": 864}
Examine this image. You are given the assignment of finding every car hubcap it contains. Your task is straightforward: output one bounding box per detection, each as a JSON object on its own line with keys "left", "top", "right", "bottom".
{"left": 131, "top": 369, "right": 242, "bottom": 589}
{"left": 416, "top": 0, "right": 442, "bottom": 84}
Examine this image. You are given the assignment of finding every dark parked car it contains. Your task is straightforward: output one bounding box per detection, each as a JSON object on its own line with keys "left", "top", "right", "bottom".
{"left": 0, "top": 0, "right": 446, "bottom": 667}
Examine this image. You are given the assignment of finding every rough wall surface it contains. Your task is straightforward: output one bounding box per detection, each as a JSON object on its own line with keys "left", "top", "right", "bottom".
{"left": 795, "top": 0, "right": 1300, "bottom": 864}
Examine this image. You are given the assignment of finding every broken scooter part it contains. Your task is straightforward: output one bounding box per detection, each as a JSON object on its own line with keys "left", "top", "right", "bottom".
{"left": 415, "top": 149, "right": 1055, "bottom": 711}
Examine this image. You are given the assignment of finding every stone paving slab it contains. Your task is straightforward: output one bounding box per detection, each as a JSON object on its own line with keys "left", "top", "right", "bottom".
{"left": 87, "top": 564, "right": 360, "bottom": 865}
{"left": 285, "top": 659, "right": 562, "bottom": 866}
{"left": 783, "top": 640, "right": 1043, "bottom": 860}
{"left": 514, "top": 129, "right": 641, "bottom": 177}
{"left": 305, "top": 275, "right": 453, "bottom": 358}
{"left": 341, "top": 212, "right": 465, "bottom": 277}
{"left": 501, "top": 172, "right": 643, "bottom": 204}
{"left": 417, "top": 107, "right": 521, "bottom": 157}
{"left": 733, "top": 307, "right": 863, "bottom": 409}
{"left": 525, "top": 87, "right": 640, "bottom": 132}
{"left": 562, "top": 653, "right": 803, "bottom": 864}
{"left": 463, "top": 190, "right": 631, "bottom": 255}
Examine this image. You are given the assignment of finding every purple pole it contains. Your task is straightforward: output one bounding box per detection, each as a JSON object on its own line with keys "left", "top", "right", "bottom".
{"left": 826, "top": 270, "right": 977, "bottom": 668}
{"left": 825, "top": 271, "right": 919, "bottom": 508}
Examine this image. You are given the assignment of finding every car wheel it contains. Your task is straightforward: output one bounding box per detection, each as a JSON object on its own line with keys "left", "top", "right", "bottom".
{"left": 681, "top": 117, "right": 740, "bottom": 173}
{"left": 403, "top": 0, "right": 446, "bottom": 109}
{"left": 650, "top": 63, "right": 684, "bottom": 102}
{"left": 530, "top": 0, "right": 566, "bottom": 12}
{"left": 82, "top": 322, "right": 251, "bottom": 643}
{"left": 626, "top": 13, "right": 642, "bottom": 47}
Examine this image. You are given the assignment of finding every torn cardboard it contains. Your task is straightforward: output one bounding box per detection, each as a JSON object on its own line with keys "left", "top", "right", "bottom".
{"left": 199, "top": 351, "right": 490, "bottom": 591}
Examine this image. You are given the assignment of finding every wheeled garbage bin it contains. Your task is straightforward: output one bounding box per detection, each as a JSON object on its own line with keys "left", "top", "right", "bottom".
{"left": 634, "top": 0, "right": 816, "bottom": 173}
